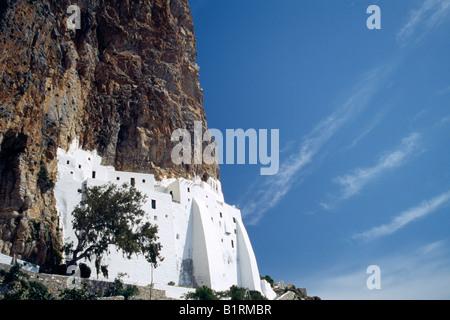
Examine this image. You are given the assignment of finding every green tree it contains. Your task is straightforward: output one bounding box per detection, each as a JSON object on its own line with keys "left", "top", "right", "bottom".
{"left": 184, "top": 286, "right": 218, "bottom": 300}
{"left": 137, "top": 221, "right": 164, "bottom": 299}
{"left": 63, "top": 183, "right": 163, "bottom": 277}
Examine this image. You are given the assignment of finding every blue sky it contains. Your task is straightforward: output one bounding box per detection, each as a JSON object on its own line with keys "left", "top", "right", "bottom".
{"left": 189, "top": 0, "right": 450, "bottom": 299}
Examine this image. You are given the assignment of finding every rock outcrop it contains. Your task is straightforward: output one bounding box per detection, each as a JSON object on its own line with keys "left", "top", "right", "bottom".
{"left": 0, "top": 0, "right": 219, "bottom": 270}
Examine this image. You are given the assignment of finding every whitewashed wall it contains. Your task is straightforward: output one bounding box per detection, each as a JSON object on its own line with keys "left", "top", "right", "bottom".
{"left": 54, "top": 140, "right": 269, "bottom": 297}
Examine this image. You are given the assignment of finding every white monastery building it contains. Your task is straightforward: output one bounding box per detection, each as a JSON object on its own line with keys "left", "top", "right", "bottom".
{"left": 54, "top": 140, "right": 276, "bottom": 299}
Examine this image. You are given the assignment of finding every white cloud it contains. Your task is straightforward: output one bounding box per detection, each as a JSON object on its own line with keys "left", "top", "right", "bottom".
{"left": 354, "top": 190, "right": 450, "bottom": 241}
{"left": 346, "top": 110, "right": 387, "bottom": 150}
{"left": 239, "top": 68, "right": 387, "bottom": 225}
{"left": 305, "top": 240, "right": 450, "bottom": 299}
{"left": 334, "top": 132, "right": 421, "bottom": 199}
{"left": 397, "top": 0, "right": 450, "bottom": 44}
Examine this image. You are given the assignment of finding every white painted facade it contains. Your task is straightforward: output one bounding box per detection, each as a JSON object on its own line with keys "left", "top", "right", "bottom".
{"left": 54, "top": 140, "right": 275, "bottom": 299}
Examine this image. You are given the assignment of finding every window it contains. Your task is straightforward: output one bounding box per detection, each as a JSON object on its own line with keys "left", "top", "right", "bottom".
{"left": 88, "top": 157, "right": 91, "bottom": 161}
{"left": 130, "top": 178, "right": 135, "bottom": 186}
{"left": 233, "top": 217, "right": 236, "bottom": 223}
{"left": 70, "top": 171, "right": 73, "bottom": 175}
{"left": 154, "top": 216, "right": 158, "bottom": 221}
{"left": 211, "top": 217, "right": 213, "bottom": 222}
{"left": 66, "top": 160, "right": 70, "bottom": 165}
{"left": 151, "top": 199, "right": 156, "bottom": 209}
{"left": 234, "top": 229, "right": 237, "bottom": 234}
{"left": 78, "top": 165, "right": 81, "bottom": 169}
{"left": 142, "top": 179, "right": 146, "bottom": 183}
{"left": 231, "top": 240, "right": 234, "bottom": 248}
{"left": 77, "top": 189, "right": 82, "bottom": 193}
{"left": 176, "top": 234, "right": 180, "bottom": 240}
{"left": 187, "top": 187, "right": 190, "bottom": 192}
{"left": 92, "top": 171, "right": 96, "bottom": 179}
{"left": 116, "top": 177, "right": 120, "bottom": 181}
{"left": 219, "top": 212, "right": 222, "bottom": 218}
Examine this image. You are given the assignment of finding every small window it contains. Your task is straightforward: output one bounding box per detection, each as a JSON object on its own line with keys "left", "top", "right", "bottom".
{"left": 66, "top": 160, "right": 70, "bottom": 165}
{"left": 77, "top": 189, "right": 82, "bottom": 193}
{"left": 231, "top": 240, "right": 234, "bottom": 248}
{"left": 92, "top": 171, "right": 96, "bottom": 179}
{"left": 219, "top": 212, "right": 222, "bottom": 218}
{"left": 176, "top": 234, "right": 180, "bottom": 240}
{"left": 116, "top": 177, "right": 120, "bottom": 181}
{"left": 152, "top": 199, "right": 156, "bottom": 209}
{"left": 165, "top": 214, "right": 168, "bottom": 218}
{"left": 78, "top": 165, "right": 81, "bottom": 169}
{"left": 234, "top": 229, "right": 237, "bottom": 234}
{"left": 187, "top": 187, "right": 190, "bottom": 192}
{"left": 70, "top": 171, "right": 73, "bottom": 175}
{"left": 154, "top": 216, "right": 158, "bottom": 221}
{"left": 211, "top": 217, "right": 213, "bottom": 222}
{"left": 88, "top": 157, "right": 91, "bottom": 161}
{"left": 142, "top": 179, "right": 146, "bottom": 183}
{"left": 131, "top": 178, "right": 135, "bottom": 186}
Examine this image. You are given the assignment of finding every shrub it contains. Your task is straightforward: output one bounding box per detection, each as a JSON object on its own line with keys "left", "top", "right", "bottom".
{"left": 59, "top": 283, "right": 97, "bottom": 300}
{"left": 106, "top": 274, "right": 139, "bottom": 300}
{"left": 184, "top": 285, "right": 268, "bottom": 301}
{"left": 37, "top": 160, "right": 54, "bottom": 192}
{"left": 79, "top": 263, "right": 91, "bottom": 279}
{"left": 260, "top": 275, "right": 274, "bottom": 287}
{"left": 184, "top": 286, "right": 218, "bottom": 300}
{"left": 26, "top": 281, "right": 54, "bottom": 300}
{"left": 122, "top": 286, "right": 139, "bottom": 300}
{"left": 249, "top": 290, "right": 267, "bottom": 300}
{"left": 229, "top": 285, "right": 247, "bottom": 300}
{"left": 0, "top": 264, "right": 54, "bottom": 300}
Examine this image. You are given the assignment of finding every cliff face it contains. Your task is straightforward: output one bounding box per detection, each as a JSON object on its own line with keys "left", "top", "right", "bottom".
{"left": 0, "top": 0, "right": 219, "bottom": 269}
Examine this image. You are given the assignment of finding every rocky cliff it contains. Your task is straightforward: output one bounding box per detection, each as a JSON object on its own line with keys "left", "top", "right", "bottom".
{"left": 0, "top": 0, "right": 219, "bottom": 270}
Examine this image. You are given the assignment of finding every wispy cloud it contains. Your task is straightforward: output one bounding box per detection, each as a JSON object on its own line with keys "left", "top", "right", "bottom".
{"left": 334, "top": 132, "right": 421, "bottom": 199}
{"left": 346, "top": 110, "right": 387, "bottom": 150}
{"left": 240, "top": 68, "right": 388, "bottom": 225}
{"left": 306, "top": 240, "right": 450, "bottom": 299}
{"left": 354, "top": 190, "right": 450, "bottom": 241}
{"left": 397, "top": 0, "right": 450, "bottom": 45}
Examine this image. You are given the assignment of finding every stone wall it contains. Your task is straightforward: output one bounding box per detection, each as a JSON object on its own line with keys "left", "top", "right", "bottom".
{"left": 0, "top": 262, "right": 172, "bottom": 300}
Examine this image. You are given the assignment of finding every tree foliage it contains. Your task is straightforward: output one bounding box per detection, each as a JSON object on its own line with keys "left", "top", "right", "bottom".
{"left": 0, "top": 264, "right": 54, "bottom": 300}
{"left": 63, "top": 183, "right": 163, "bottom": 276}
{"left": 184, "top": 286, "right": 218, "bottom": 300}
{"left": 58, "top": 283, "right": 97, "bottom": 300}
{"left": 184, "top": 285, "right": 267, "bottom": 300}
{"left": 106, "top": 273, "right": 139, "bottom": 300}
